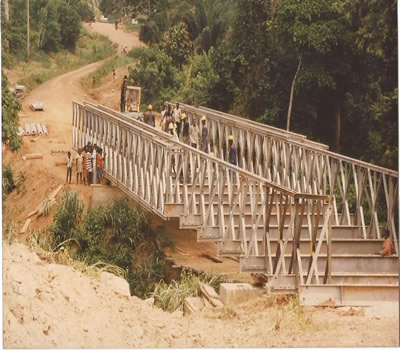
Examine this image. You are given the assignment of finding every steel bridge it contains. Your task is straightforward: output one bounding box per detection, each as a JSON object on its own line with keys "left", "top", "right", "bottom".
{"left": 72, "top": 101, "right": 398, "bottom": 305}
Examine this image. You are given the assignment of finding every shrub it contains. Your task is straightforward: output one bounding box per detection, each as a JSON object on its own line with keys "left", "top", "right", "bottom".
{"left": 2, "top": 163, "right": 16, "bottom": 198}
{"left": 51, "top": 191, "right": 84, "bottom": 247}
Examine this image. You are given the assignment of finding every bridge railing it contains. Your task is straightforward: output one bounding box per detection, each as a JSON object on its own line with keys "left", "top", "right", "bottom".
{"left": 72, "top": 101, "right": 333, "bottom": 284}
{"left": 174, "top": 103, "right": 398, "bottom": 251}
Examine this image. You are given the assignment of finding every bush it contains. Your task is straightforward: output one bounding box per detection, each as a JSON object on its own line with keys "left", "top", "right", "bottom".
{"left": 2, "top": 73, "right": 22, "bottom": 151}
{"left": 73, "top": 199, "right": 165, "bottom": 298}
{"left": 2, "top": 164, "right": 16, "bottom": 198}
{"left": 51, "top": 191, "right": 84, "bottom": 247}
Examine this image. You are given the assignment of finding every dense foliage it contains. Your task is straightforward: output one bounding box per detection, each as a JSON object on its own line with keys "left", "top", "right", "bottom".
{"left": 1, "top": 0, "right": 95, "bottom": 59}
{"left": 2, "top": 73, "right": 22, "bottom": 151}
{"left": 128, "top": 0, "right": 397, "bottom": 169}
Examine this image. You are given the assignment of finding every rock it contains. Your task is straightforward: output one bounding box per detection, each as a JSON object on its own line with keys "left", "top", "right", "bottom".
{"left": 183, "top": 297, "right": 204, "bottom": 315}
{"left": 220, "top": 283, "right": 260, "bottom": 305}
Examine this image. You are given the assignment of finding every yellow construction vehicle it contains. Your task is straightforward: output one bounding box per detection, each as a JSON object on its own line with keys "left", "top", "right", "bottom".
{"left": 123, "top": 86, "right": 144, "bottom": 121}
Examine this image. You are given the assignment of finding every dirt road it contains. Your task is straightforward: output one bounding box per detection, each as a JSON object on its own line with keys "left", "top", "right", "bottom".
{"left": 2, "top": 23, "right": 144, "bottom": 230}
{"left": 84, "top": 22, "right": 143, "bottom": 53}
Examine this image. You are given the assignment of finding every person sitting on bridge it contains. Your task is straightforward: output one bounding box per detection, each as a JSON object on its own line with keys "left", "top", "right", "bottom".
{"left": 380, "top": 230, "right": 394, "bottom": 256}
{"left": 144, "top": 104, "right": 155, "bottom": 127}
{"left": 181, "top": 113, "right": 189, "bottom": 145}
{"left": 228, "top": 135, "right": 238, "bottom": 166}
{"left": 200, "top": 115, "right": 209, "bottom": 153}
{"left": 120, "top": 75, "right": 128, "bottom": 112}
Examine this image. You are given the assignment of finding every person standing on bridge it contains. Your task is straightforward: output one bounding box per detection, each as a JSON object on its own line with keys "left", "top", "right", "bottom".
{"left": 144, "top": 105, "right": 155, "bottom": 127}
{"left": 86, "top": 146, "right": 94, "bottom": 185}
{"left": 120, "top": 75, "right": 128, "bottom": 112}
{"left": 165, "top": 104, "right": 173, "bottom": 132}
{"left": 189, "top": 118, "right": 199, "bottom": 148}
{"left": 200, "top": 115, "right": 209, "bottom": 153}
{"left": 76, "top": 149, "right": 83, "bottom": 184}
{"left": 181, "top": 113, "right": 189, "bottom": 144}
{"left": 65, "top": 151, "right": 73, "bottom": 184}
{"left": 96, "top": 148, "right": 104, "bottom": 184}
{"left": 173, "top": 103, "right": 182, "bottom": 139}
{"left": 228, "top": 135, "right": 238, "bottom": 166}
{"left": 168, "top": 122, "right": 179, "bottom": 141}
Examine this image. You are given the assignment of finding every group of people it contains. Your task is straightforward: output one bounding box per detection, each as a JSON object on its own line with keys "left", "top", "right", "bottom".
{"left": 158, "top": 103, "right": 238, "bottom": 166}
{"left": 65, "top": 142, "right": 104, "bottom": 185}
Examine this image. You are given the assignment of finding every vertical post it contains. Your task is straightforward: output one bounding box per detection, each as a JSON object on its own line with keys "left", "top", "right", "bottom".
{"left": 326, "top": 199, "right": 333, "bottom": 284}
{"left": 4, "top": 0, "right": 9, "bottom": 21}
{"left": 27, "top": 0, "right": 30, "bottom": 61}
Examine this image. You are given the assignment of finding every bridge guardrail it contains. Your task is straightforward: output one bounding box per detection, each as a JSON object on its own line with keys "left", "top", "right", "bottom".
{"left": 72, "top": 101, "right": 334, "bottom": 284}
{"left": 174, "top": 103, "right": 398, "bottom": 252}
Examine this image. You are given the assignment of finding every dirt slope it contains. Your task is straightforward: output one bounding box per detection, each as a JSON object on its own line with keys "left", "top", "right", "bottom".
{"left": 3, "top": 243, "right": 398, "bottom": 348}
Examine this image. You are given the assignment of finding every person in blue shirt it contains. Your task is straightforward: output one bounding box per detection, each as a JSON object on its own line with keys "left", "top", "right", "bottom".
{"left": 228, "top": 135, "right": 237, "bottom": 166}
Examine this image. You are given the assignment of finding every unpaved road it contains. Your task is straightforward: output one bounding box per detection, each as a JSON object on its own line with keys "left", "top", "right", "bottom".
{"left": 84, "top": 22, "right": 143, "bottom": 53}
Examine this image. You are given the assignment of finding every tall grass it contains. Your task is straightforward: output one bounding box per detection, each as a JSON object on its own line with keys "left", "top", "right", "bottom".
{"left": 152, "top": 268, "right": 225, "bottom": 312}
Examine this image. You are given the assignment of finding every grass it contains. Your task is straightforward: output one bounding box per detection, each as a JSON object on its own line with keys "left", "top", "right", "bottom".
{"left": 25, "top": 229, "right": 126, "bottom": 280}
{"left": 81, "top": 52, "right": 138, "bottom": 90}
{"left": 12, "top": 27, "right": 114, "bottom": 91}
{"left": 152, "top": 268, "right": 225, "bottom": 312}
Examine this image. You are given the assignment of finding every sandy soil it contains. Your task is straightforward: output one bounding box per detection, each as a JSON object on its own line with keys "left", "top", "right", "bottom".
{"left": 84, "top": 22, "right": 143, "bottom": 53}
{"left": 3, "top": 22, "right": 399, "bottom": 349}
{"left": 3, "top": 243, "right": 399, "bottom": 348}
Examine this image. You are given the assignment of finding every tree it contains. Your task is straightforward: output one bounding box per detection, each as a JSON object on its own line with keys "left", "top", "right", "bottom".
{"left": 177, "top": 49, "right": 219, "bottom": 106}
{"left": 128, "top": 46, "right": 182, "bottom": 109}
{"left": 160, "top": 21, "right": 193, "bottom": 69}
{"left": 180, "top": 0, "right": 232, "bottom": 54}
{"left": 2, "top": 73, "right": 22, "bottom": 151}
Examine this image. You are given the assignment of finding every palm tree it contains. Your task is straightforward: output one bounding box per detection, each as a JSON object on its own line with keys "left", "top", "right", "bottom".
{"left": 180, "top": 0, "right": 233, "bottom": 54}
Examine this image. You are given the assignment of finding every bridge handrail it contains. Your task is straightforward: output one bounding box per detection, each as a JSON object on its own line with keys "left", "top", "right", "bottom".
{"left": 173, "top": 102, "right": 398, "bottom": 249}
{"left": 180, "top": 103, "right": 397, "bottom": 177}
{"left": 73, "top": 101, "right": 334, "bottom": 284}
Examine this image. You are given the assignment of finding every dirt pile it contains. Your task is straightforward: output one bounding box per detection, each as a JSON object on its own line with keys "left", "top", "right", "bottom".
{"left": 3, "top": 243, "right": 398, "bottom": 348}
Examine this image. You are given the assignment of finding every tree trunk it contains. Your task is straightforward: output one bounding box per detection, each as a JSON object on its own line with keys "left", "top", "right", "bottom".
{"left": 335, "top": 103, "right": 341, "bottom": 153}
{"left": 27, "top": 0, "right": 30, "bottom": 61}
{"left": 286, "top": 55, "right": 302, "bottom": 131}
{"left": 148, "top": 0, "right": 151, "bottom": 15}
{"left": 4, "top": 0, "right": 9, "bottom": 21}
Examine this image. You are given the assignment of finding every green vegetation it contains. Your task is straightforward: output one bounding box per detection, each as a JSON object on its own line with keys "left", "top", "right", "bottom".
{"left": 123, "top": 0, "right": 397, "bottom": 170}
{"left": 2, "top": 0, "right": 95, "bottom": 62}
{"left": 49, "top": 196, "right": 167, "bottom": 298}
{"left": 2, "top": 74, "right": 22, "bottom": 151}
{"left": 15, "top": 29, "right": 114, "bottom": 91}
{"left": 2, "top": 164, "right": 26, "bottom": 199}
{"left": 152, "top": 268, "right": 225, "bottom": 312}
{"left": 51, "top": 191, "right": 85, "bottom": 247}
